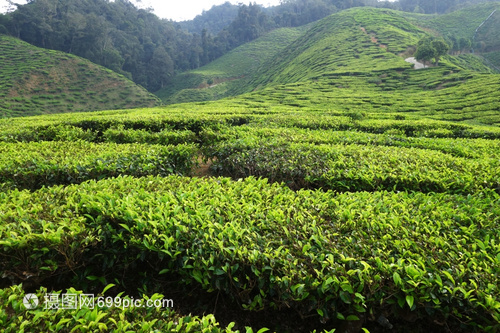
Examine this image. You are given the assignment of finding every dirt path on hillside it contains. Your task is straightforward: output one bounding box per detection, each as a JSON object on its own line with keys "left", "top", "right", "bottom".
{"left": 360, "top": 26, "right": 428, "bottom": 69}
{"left": 360, "top": 27, "right": 387, "bottom": 49}
{"left": 404, "top": 57, "right": 426, "bottom": 69}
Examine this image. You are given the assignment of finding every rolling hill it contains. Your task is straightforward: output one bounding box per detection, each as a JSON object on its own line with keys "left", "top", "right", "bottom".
{"left": 193, "top": 6, "right": 500, "bottom": 128}
{"left": 157, "top": 4, "right": 500, "bottom": 106}
{"left": 403, "top": 2, "right": 500, "bottom": 43}
{"left": 404, "top": 2, "right": 500, "bottom": 69}
{"left": 0, "top": 35, "right": 161, "bottom": 118}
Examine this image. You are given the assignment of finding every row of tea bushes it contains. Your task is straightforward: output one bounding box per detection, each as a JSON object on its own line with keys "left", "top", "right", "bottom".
{"left": 200, "top": 126, "right": 500, "bottom": 159}
{"left": 2, "top": 106, "right": 500, "bottom": 146}
{"left": 206, "top": 138, "right": 500, "bottom": 193}
{"left": 0, "top": 141, "right": 197, "bottom": 190}
{"left": 0, "top": 124, "right": 199, "bottom": 146}
{"left": 250, "top": 114, "right": 500, "bottom": 139}
{"left": 1, "top": 176, "right": 498, "bottom": 330}
{"left": 0, "top": 109, "right": 254, "bottom": 141}
{"left": 102, "top": 126, "right": 197, "bottom": 145}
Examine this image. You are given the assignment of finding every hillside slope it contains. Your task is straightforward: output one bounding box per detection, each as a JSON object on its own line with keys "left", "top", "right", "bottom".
{"left": 157, "top": 4, "right": 500, "bottom": 106}
{"left": 245, "top": 7, "right": 496, "bottom": 90}
{"left": 154, "top": 27, "right": 306, "bottom": 104}
{"left": 405, "top": 2, "right": 500, "bottom": 42}
{"left": 0, "top": 35, "right": 161, "bottom": 118}
{"left": 405, "top": 2, "right": 500, "bottom": 69}
{"left": 198, "top": 6, "right": 500, "bottom": 128}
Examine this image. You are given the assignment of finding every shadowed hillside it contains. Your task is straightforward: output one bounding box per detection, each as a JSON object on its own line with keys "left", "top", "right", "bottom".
{"left": 0, "top": 35, "right": 160, "bottom": 118}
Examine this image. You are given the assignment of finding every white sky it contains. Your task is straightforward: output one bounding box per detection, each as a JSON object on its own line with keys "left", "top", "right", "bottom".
{"left": 135, "top": 1, "right": 282, "bottom": 21}
{"left": 0, "top": 0, "right": 283, "bottom": 22}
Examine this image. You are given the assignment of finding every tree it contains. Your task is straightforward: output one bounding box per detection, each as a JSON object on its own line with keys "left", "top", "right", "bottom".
{"left": 431, "top": 39, "right": 449, "bottom": 65}
{"left": 414, "top": 38, "right": 435, "bottom": 67}
{"left": 147, "top": 46, "right": 174, "bottom": 91}
{"left": 458, "top": 37, "right": 471, "bottom": 53}
{"left": 415, "top": 37, "right": 449, "bottom": 67}
{"left": 0, "top": 14, "right": 11, "bottom": 34}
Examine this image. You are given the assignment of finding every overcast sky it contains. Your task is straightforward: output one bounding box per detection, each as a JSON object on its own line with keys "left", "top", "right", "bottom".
{"left": 0, "top": 0, "right": 283, "bottom": 21}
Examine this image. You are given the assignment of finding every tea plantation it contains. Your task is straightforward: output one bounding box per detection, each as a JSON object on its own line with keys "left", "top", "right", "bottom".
{"left": 0, "top": 36, "right": 160, "bottom": 118}
{"left": 1, "top": 5, "right": 500, "bottom": 333}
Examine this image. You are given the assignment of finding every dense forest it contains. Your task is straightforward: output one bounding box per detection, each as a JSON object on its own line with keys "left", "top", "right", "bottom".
{"left": 0, "top": 0, "right": 498, "bottom": 92}
{"left": 178, "top": 2, "right": 240, "bottom": 35}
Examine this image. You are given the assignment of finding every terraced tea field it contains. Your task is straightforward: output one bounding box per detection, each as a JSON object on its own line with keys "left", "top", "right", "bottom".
{"left": 0, "top": 36, "right": 160, "bottom": 118}
{"left": 155, "top": 26, "right": 307, "bottom": 105}
{"left": 1, "top": 95, "right": 499, "bottom": 332}
{"left": 1, "top": 5, "right": 500, "bottom": 333}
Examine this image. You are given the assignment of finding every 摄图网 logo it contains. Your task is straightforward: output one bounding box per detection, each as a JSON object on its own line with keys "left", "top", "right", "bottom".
{"left": 23, "top": 294, "right": 39, "bottom": 309}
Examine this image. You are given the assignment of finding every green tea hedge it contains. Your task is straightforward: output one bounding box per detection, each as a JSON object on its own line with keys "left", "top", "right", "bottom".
{"left": 206, "top": 138, "right": 500, "bottom": 193}
{"left": 1, "top": 176, "right": 498, "bottom": 330}
{"left": 0, "top": 141, "right": 197, "bottom": 190}
{"left": 0, "top": 285, "right": 241, "bottom": 333}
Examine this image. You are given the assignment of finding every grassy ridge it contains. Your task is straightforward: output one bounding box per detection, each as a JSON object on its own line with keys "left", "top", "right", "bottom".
{"left": 155, "top": 5, "right": 500, "bottom": 107}
{"left": 237, "top": 68, "right": 500, "bottom": 127}
{"left": 474, "top": 7, "right": 500, "bottom": 52}
{"left": 244, "top": 8, "right": 421, "bottom": 91}
{"left": 0, "top": 35, "right": 160, "bottom": 118}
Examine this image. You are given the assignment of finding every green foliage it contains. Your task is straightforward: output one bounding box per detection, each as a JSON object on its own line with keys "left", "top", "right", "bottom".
{"left": 443, "top": 54, "right": 499, "bottom": 73}
{"left": 0, "top": 141, "right": 197, "bottom": 190}
{"left": 399, "top": 0, "right": 495, "bottom": 14}
{"left": 155, "top": 26, "right": 305, "bottom": 104}
{"left": 482, "top": 51, "right": 500, "bottom": 69}
{"left": 1, "top": 176, "right": 499, "bottom": 330}
{"left": 474, "top": 8, "right": 500, "bottom": 52}
{"left": 206, "top": 137, "right": 499, "bottom": 193}
{"left": 244, "top": 8, "right": 421, "bottom": 91}
{"left": 405, "top": 2, "right": 500, "bottom": 43}
{"left": 102, "top": 126, "right": 197, "bottom": 146}
{"left": 414, "top": 36, "right": 450, "bottom": 66}
{"left": 179, "top": 2, "right": 240, "bottom": 34}
{"left": 1, "top": 5, "right": 500, "bottom": 332}
{"left": 431, "top": 39, "right": 450, "bottom": 64}
{"left": 415, "top": 40, "right": 436, "bottom": 66}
